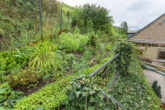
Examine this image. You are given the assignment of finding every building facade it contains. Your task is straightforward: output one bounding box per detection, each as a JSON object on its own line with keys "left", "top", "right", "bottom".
{"left": 129, "top": 13, "right": 165, "bottom": 66}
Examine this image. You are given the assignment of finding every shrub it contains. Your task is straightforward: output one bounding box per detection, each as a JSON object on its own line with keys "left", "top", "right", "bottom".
{"left": 82, "top": 47, "right": 95, "bottom": 60}
{"left": 0, "top": 49, "right": 29, "bottom": 74}
{"left": 88, "top": 34, "right": 97, "bottom": 46}
{"left": 78, "top": 35, "right": 89, "bottom": 52}
{"left": 0, "top": 72, "right": 6, "bottom": 83}
{"left": 152, "top": 80, "right": 162, "bottom": 98}
{"left": 0, "top": 83, "right": 23, "bottom": 109}
{"left": 29, "top": 40, "right": 61, "bottom": 73}
{"left": 59, "top": 33, "right": 89, "bottom": 52}
{"left": 8, "top": 69, "right": 40, "bottom": 89}
{"left": 64, "top": 75, "right": 115, "bottom": 110}
{"left": 105, "top": 43, "right": 113, "bottom": 51}
{"left": 72, "top": 57, "right": 90, "bottom": 73}
{"left": 62, "top": 54, "right": 78, "bottom": 72}
{"left": 59, "top": 34, "right": 80, "bottom": 52}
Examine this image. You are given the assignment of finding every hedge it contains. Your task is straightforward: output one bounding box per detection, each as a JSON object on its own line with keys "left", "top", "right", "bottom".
{"left": 14, "top": 75, "right": 73, "bottom": 110}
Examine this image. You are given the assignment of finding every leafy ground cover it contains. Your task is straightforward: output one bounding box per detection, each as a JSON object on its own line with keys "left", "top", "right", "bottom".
{"left": 106, "top": 59, "right": 162, "bottom": 110}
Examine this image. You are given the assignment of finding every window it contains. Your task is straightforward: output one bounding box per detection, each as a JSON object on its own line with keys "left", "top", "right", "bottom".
{"left": 158, "top": 51, "right": 165, "bottom": 60}
{"left": 158, "top": 22, "right": 162, "bottom": 26}
{"left": 158, "top": 19, "right": 165, "bottom": 26}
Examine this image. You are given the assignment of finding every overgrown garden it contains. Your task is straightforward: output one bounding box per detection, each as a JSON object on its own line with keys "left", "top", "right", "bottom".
{"left": 0, "top": 0, "right": 163, "bottom": 110}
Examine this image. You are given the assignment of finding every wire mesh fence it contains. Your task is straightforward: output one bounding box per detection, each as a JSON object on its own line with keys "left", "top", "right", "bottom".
{"left": 0, "top": 0, "right": 72, "bottom": 51}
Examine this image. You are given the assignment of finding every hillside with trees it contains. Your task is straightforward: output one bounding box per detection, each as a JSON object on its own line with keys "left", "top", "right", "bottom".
{"left": 0, "top": 0, "right": 163, "bottom": 110}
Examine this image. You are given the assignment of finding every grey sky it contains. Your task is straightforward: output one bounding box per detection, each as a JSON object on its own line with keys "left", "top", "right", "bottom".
{"left": 62, "top": 0, "right": 165, "bottom": 29}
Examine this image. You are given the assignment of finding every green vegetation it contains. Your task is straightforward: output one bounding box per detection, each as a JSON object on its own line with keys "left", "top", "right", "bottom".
{"left": 9, "top": 69, "right": 40, "bottom": 89}
{"left": 12, "top": 42, "right": 162, "bottom": 110}
{"left": 108, "top": 58, "right": 161, "bottom": 110}
{"left": 64, "top": 75, "right": 114, "bottom": 110}
{"left": 0, "top": 0, "right": 39, "bottom": 50}
{"left": 14, "top": 55, "right": 114, "bottom": 110}
{"left": 0, "top": 83, "right": 23, "bottom": 109}
{"left": 28, "top": 41, "right": 59, "bottom": 73}
{"left": 14, "top": 75, "right": 73, "bottom": 110}
{"left": 120, "top": 21, "right": 128, "bottom": 34}
{"left": 152, "top": 80, "right": 162, "bottom": 98}
{"left": 71, "top": 4, "right": 113, "bottom": 34}
{"left": 59, "top": 33, "right": 89, "bottom": 52}
{"left": 114, "top": 41, "right": 135, "bottom": 75}
{"left": 62, "top": 41, "right": 162, "bottom": 110}
{"left": 0, "top": 0, "right": 67, "bottom": 50}
{"left": 0, "top": 49, "right": 29, "bottom": 82}
{"left": 0, "top": 0, "right": 162, "bottom": 110}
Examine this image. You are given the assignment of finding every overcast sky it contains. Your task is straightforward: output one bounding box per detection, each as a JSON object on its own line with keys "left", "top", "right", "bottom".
{"left": 62, "top": 0, "right": 165, "bottom": 30}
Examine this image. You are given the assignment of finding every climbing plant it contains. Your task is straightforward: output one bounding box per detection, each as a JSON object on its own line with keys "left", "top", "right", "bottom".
{"left": 114, "top": 41, "right": 135, "bottom": 75}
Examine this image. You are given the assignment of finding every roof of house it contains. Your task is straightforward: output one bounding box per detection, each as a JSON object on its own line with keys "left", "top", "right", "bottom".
{"left": 129, "top": 13, "right": 165, "bottom": 39}
{"left": 119, "top": 39, "right": 165, "bottom": 46}
{"left": 129, "top": 39, "right": 165, "bottom": 45}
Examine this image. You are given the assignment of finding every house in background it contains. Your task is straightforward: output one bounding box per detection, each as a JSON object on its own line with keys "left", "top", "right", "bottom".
{"left": 129, "top": 13, "right": 165, "bottom": 66}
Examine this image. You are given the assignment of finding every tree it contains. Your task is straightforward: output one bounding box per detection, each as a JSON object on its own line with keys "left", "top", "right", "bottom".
{"left": 80, "top": 4, "right": 91, "bottom": 33}
{"left": 120, "top": 21, "right": 128, "bottom": 34}
{"left": 88, "top": 4, "right": 112, "bottom": 33}
{"left": 72, "top": 4, "right": 113, "bottom": 34}
{"left": 71, "top": 8, "right": 83, "bottom": 32}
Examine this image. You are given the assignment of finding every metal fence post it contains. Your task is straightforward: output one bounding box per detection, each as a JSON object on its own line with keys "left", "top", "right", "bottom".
{"left": 60, "top": 0, "right": 63, "bottom": 30}
{"left": 38, "top": 0, "right": 43, "bottom": 40}
{"left": 67, "top": 8, "right": 70, "bottom": 27}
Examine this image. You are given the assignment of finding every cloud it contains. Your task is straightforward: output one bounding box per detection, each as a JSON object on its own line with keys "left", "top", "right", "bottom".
{"left": 61, "top": 0, "right": 165, "bottom": 29}
{"left": 127, "top": 0, "right": 150, "bottom": 12}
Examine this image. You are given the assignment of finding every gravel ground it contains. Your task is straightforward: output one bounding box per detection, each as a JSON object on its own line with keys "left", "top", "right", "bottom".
{"left": 143, "top": 69, "right": 165, "bottom": 103}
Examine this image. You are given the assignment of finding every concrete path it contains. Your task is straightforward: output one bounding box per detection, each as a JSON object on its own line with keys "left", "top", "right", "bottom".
{"left": 143, "top": 69, "right": 165, "bottom": 103}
